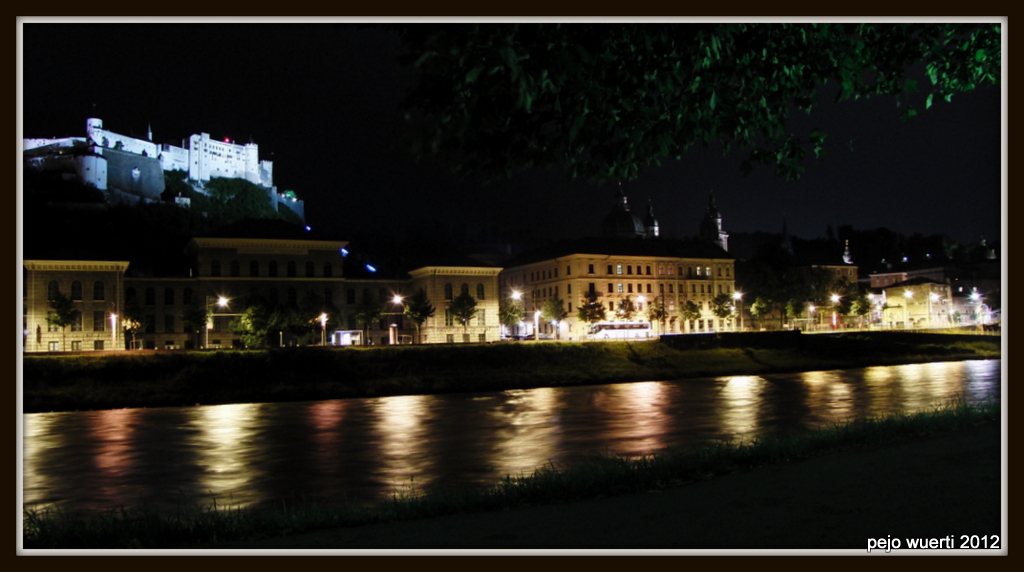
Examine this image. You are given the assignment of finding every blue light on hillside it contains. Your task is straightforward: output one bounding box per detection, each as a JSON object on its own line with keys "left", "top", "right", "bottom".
{"left": 341, "top": 248, "right": 349, "bottom": 256}
{"left": 365, "top": 264, "right": 377, "bottom": 273}
{"left": 305, "top": 226, "right": 312, "bottom": 231}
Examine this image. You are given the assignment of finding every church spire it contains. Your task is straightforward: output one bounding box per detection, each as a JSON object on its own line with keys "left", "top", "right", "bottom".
{"left": 699, "top": 191, "right": 728, "bottom": 251}
{"left": 781, "top": 216, "right": 794, "bottom": 256}
{"left": 643, "top": 198, "right": 659, "bottom": 238}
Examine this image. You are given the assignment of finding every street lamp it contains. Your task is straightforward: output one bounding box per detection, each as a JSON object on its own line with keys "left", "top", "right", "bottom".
{"left": 509, "top": 291, "right": 523, "bottom": 339}
{"left": 109, "top": 313, "right": 118, "bottom": 350}
{"left": 808, "top": 304, "right": 816, "bottom": 331}
{"left": 385, "top": 294, "right": 405, "bottom": 345}
{"left": 903, "top": 290, "right": 914, "bottom": 328}
{"left": 205, "top": 295, "right": 228, "bottom": 349}
{"left": 969, "top": 290, "right": 984, "bottom": 325}
{"left": 929, "top": 292, "right": 941, "bottom": 328}
{"left": 534, "top": 310, "right": 541, "bottom": 341}
{"left": 733, "top": 291, "right": 744, "bottom": 331}
{"left": 319, "top": 312, "right": 328, "bottom": 346}
{"left": 830, "top": 294, "right": 841, "bottom": 330}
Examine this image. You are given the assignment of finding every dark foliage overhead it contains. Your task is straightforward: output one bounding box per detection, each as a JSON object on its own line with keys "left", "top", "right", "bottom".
{"left": 390, "top": 22, "right": 1001, "bottom": 182}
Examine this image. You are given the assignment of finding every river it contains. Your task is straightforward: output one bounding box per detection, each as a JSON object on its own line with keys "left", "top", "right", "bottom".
{"left": 21, "top": 359, "right": 1001, "bottom": 516}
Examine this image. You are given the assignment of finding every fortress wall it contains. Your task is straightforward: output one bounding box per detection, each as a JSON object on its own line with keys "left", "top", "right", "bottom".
{"left": 104, "top": 148, "right": 165, "bottom": 200}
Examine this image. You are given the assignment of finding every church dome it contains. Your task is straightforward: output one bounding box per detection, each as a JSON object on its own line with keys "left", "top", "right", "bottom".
{"left": 601, "top": 187, "right": 645, "bottom": 238}
{"left": 601, "top": 209, "right": 645, "bottom": 238}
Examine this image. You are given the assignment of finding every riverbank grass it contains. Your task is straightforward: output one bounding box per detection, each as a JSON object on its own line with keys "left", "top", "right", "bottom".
{"left": 22, "top": 331, "right": 1001, "bottom": 413}
{"left": 22, "top": 397, "right": 1000, "bottom": 550}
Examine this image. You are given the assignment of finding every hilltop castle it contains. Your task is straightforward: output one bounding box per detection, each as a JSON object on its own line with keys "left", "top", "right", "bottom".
{"left": 23, "top": 118, "right": 304, "bottom": 222}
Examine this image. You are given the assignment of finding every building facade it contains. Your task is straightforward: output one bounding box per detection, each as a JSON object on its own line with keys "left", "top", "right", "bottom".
{"left": 23, "top": 260, "right": 130, "bottom": 352}
{"left": 879, "top": 277, "right": 954, "bottom": 329}
{"left": 407, "top": 266, "right": 503, "bottom": 344}
{"left": 500, "top": 238, "right": 737, "bottom": 339}
{"left": 22, "top": 236, "right": 503, "bottom": 352}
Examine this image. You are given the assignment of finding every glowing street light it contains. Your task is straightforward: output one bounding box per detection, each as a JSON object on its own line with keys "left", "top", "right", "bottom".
{"left": 534, "top": 310, "right": 541, "bottom": 341}
{"left": 109, "top": 313, "right": 118, "bottom": 349}
{"left": 319, "top": 312, "right": 328, "bottom": 346}
{"left": 733, "top": 291, "right": 744, "bottom": 331}
{"left": 830, "top": 294, "right": 841, "bottom": 330}
{"left": 205, "top": 295, "right": 229, "bottom": 349}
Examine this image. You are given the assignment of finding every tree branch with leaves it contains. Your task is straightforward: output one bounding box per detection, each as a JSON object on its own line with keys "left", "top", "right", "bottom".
{"left": 389, "top": 22, "right": 1000, "bottom": 183}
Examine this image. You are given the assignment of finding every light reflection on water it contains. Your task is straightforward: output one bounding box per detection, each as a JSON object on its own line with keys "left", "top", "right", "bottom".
{"left": 22, "top": 359, "right": 1001, "bottom": 515}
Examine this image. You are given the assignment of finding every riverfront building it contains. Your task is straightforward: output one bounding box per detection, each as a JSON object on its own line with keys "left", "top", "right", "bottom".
{"left": 22, "top": 222, "right": 502, "bottom": 352}
{"left": 21, "top": 187, "right": 738, "bottom": 351}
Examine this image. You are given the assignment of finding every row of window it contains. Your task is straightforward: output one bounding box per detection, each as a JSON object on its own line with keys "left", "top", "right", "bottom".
{"left": 45, "top": 310, "right": 111, "bottom": 332}
{"left": 125, "top": 284, "right": 476, "bottom": 311}
{"left": 46, "top": 280, "right": 105, "bottom": 301}
{"left": 46, "top": 340, "right": 107, "bottom": 351}
{"left": 443, "top": 283, "right": 487, "bottom": 301}
{"left": 443, "top": 309, "right": 487, "bottom": 327}
{"left": 530, "top": 281, "right": 735, "bottom": 300}
{"left": 530, "top": 264, "right": 732, "bottom": 282}
{"left": 208, "top": 260, "right": 334, "bottom": 278}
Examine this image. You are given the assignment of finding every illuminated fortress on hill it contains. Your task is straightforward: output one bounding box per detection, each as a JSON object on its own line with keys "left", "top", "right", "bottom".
{"left": 23, "top": 118, "right": 303, "bottom": 221}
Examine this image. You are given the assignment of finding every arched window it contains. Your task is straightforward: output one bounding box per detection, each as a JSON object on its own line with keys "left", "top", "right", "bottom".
{"left": 444, "top": 283, "right": 454, "bottom": 300}
{"left": 250, "top": 261, "right": 259, "bottom": 277}
{"left": 230, "top": 261, "right": 240, "bottom": 277}
{"left": 268, "top": 261, "right": 278, "bottom": 277}
{"left": 379, "top": 288, "right": 387, "bottom": 302}
{"left": 287, "top": 261, "right": 297, "bottom": 277}
{"left": 145, "top": 287, "right": 155, "bottom": 305}
{"left": 93, "top": 281, "right": 105, "bottom": 301}
{"left": 125, "top": 287, "right": 136, "bottom": 304}
{"left": 71, "top": 281, "right": 83, "bottom": 300}
{"left": 164, "top": 287, "right": 174, "bottom": 305}
{"left": 47, "top": 281, "right": 60, "bottom": 300}
{"left": 476, "top": 283, "right": 486, "bottom": 300}
{"left": 287, "top": 288, "right": 297, "bottom": 306}
{"left": 183, "top": 287, "right": 193, "bottom": 305}
{"left": 306, "top": 261, "right": 315, "bottom": 277}
{"left": 323, "top": 263, "right": 332, "bottom": 278}
{"left": 460, "top": 283, "right": 469, "bottom": 296}
{"left": 211, "top": 260, "right": 221, "bottom": 277}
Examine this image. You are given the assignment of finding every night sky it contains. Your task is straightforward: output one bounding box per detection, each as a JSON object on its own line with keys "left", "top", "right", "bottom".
{"left": 18, "top": 19, "right": 1005, "bottom": 249}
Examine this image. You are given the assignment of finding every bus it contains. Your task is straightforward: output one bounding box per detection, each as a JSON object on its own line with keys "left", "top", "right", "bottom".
{"left": 586, "top": 321, "right": 653, "bottom": 340}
